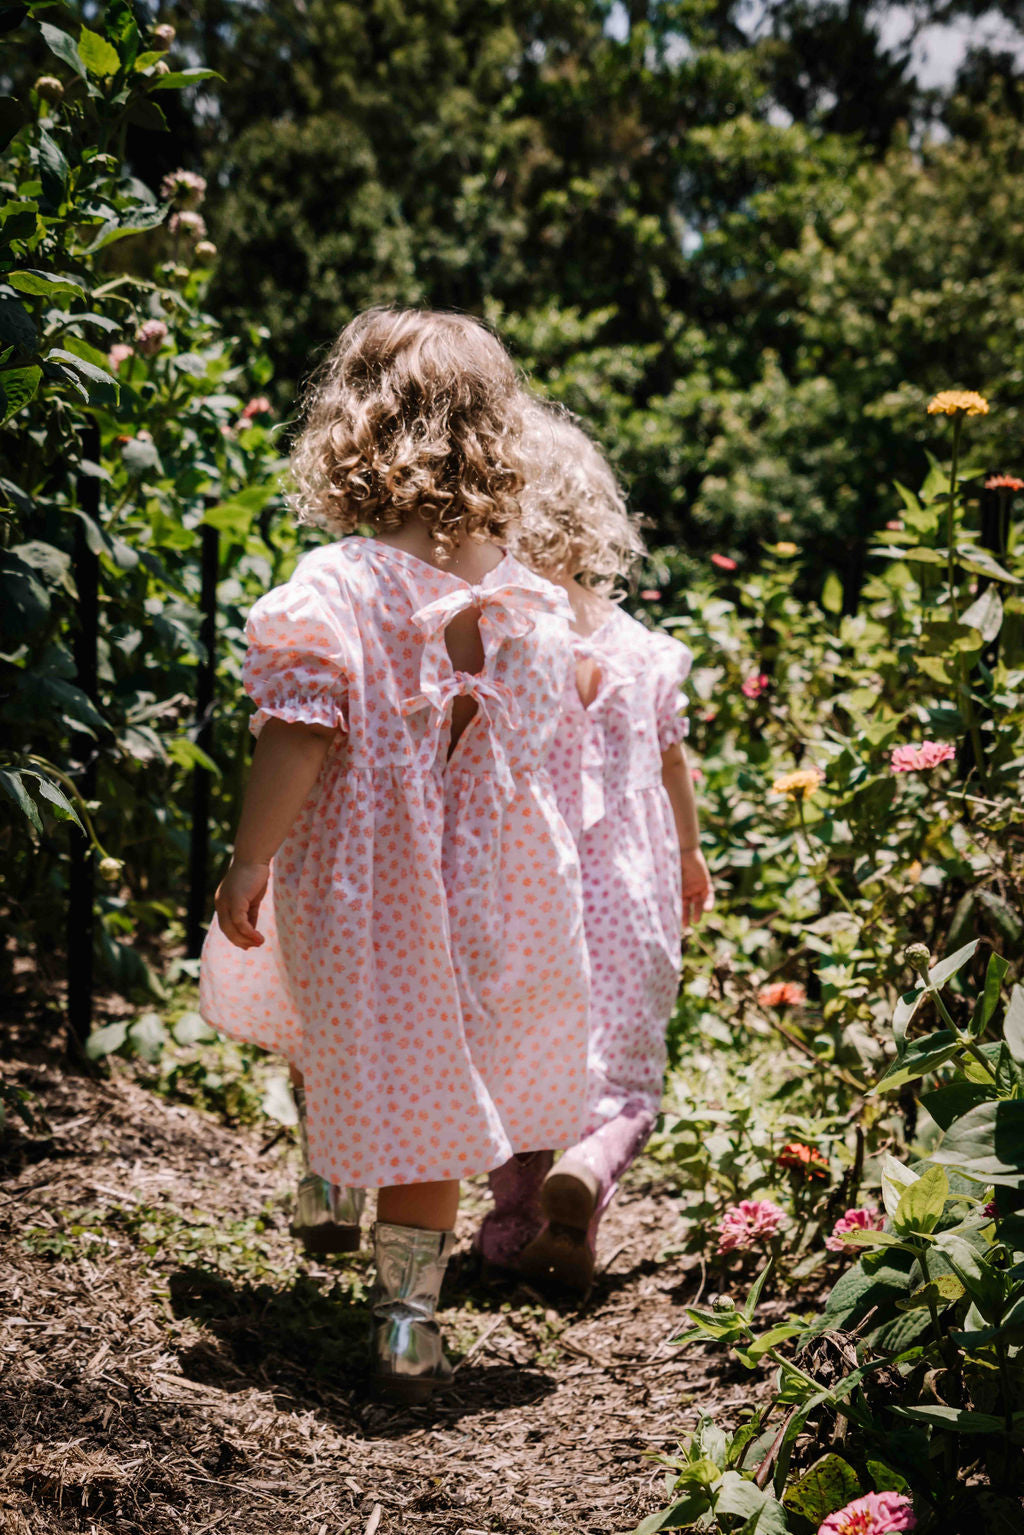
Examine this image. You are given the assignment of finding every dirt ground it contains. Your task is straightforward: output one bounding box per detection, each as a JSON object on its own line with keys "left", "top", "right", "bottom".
{"left": 0, "top": 1032, "right": 770, "bottom": 1535}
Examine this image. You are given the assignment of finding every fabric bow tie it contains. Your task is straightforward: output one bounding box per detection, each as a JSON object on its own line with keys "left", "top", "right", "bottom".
{"left": 403, "top": 671, "right": 522, "bottom": 800}
{"left": 411, "top": 581, "right": 570, "bottom": 648}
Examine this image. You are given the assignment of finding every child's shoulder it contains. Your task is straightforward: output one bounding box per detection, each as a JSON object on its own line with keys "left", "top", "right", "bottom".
{"left": 287, "top": 538, "right": 377, "bottom": 597}
{"left": 598, "top": 606, "right": 692, "bottom": 674}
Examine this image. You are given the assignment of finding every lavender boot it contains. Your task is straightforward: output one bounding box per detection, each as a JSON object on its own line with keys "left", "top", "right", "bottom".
{"left": 474, "top": 1150, "right": 554, "bottom": 1272}
{"left": 517, "top": 1103, "right": 656, "bottom": 1295}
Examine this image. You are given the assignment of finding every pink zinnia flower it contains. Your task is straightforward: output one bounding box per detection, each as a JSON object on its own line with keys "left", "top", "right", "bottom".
{"left": 639, "top": 588, "right": 661, "bottom": 600}
{"left": 241, "top": 396, "right": 272, "bottom": 421}
{"left": 890, "top": 741, "right": 956, "bottom": 773}
{"left": 826, "top": 1207, "right": 885, "bottom": 1253}
{"left": 711, "top": 553, "right": 738, "bottom": 571}
{"left": 135, "top": 319, "right": 168, "bottom": 356}
{"left": 818, "top": 1490, "right": 916, "bottom": 1534}
{"left": 716, "top": 1199, "right": 786, "bottom": 1254}
{"left": 160, "top": 168, "right": 207, "bottom": 209}
{"left": 741, "top": 673, "right": 770, "bottom": 699}
{"left": 885, "top": 519, "right": 903, "bottom": 531}
{"left": 108, "top": 343, "right": 134, "bottom": 371}
{"left": 169, "top": 209, "right": 207, "bottom": 243}
{"left": 985, "top": 474, "right": 1024, "bottom": 492}
{"left": 757, "top": 981, "right": 806, "bottom": 1008}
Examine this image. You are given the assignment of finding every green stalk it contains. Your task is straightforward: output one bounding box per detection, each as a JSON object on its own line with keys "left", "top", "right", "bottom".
{"left": 932, "top": 989, "right": 998, "bottom": 1082}
{"left": 944, "top": 414, "right": 987, "bottom": 786}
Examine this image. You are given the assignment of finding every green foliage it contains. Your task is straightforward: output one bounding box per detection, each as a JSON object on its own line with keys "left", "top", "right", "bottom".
{"left": 0, "top": 1, "right": 291, "bottom": 995}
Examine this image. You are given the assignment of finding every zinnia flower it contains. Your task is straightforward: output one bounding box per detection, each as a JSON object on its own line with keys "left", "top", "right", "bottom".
{"left": 818, "top": 1490, "right": 916, "bottom": 1534}
{"left": 241, "top": 396, "right": 272, "bottom": 421}
{"left": 778, "top": 1142, "right": 829, "bottom": 1180}
{"left": 108, "top": 343, "right": 134, "bottom": 371}
{"left": 160, "top": 169, "right": 207, "bottom": 209}
{"left": 885, "top": 519, "right": 902, "bottom": 531}
{"left": 774, "top": 541, "right": 798, "bottom": 555}
{"left": 826, "top": 1207, "right": 885, "bottom": 1252}
{"left": 926, "top": 390, "right": 989, "bottom": 417}
{"left": 639, "top": 588, "right": 661, "bottom": 600}
{"left": 716, "top": 1199, "right": 786, "bottom": 1254}
{"left": 711, "top": 553, "right": 738, "bottom": 571}
{"left": 741, "top": 673, "right": 770, "bottom": 699}
{"left": 758, "top": 981, "right": 806, "bottom": 1008}
{"left": 169, "top": 210, "right": 207, "bottom": 244}
{"left": 985, "top": 473, "right": 1024, "bottom": 492}
{"left": 890, "top": 741, "right": 955, "bottom": 773}
{"left": 771, "top": 767, "right": 824, "bottom": 800}
{"left": 135, "top": 320, "right": 167, "bottom": 357}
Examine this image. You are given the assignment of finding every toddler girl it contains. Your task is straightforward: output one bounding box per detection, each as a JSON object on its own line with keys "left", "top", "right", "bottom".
{"left": 477, "top": 402, "right": 713, "bottom": 1293}
{"left": 199, "top": 312, "right": 591, "bottom": 1398}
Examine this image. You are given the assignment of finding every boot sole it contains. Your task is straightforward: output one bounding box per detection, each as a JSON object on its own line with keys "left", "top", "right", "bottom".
{"left": 516, "top": 1222, "right": 596, "bottom": 1295}
{"left": 293, "top": 1223, "right": 362, "bottom": 1255}
{"left": 373, "top": 1374, "right": 454, "bottom": 1406}
{"left": 541, "top": 1168, "right": 599, "bottom": 1230}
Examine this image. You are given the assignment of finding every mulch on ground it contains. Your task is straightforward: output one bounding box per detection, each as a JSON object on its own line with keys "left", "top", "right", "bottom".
{"left": 0, "top": 1037, "right": 771, "bottom": 1535}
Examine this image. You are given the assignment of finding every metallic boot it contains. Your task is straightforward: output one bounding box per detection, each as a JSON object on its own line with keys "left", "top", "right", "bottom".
{"left": 372, "top": 1221, "right": 456, "bottom": 1403}
{"left": 290, "top": 1086, "right": 365, "bottom": 1255}
{"left": 518, "top": 1102, "right": 656, "bottom": 1296}
{"left": 474, "top": 1150, "right": 555, "bottom": 1273}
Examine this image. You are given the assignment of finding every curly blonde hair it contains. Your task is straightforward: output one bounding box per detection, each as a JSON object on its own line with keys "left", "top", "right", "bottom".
{"left": 510, "top": 400, "right": 645, "bottom": 592}
{"left": 290, "top": 308, "right": 525, "bottom": 559}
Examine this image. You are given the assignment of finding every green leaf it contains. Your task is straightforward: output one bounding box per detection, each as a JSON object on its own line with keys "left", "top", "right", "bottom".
{"left": 875, "top": 1031, "right": 959, "bottom": 1093}
{"left": 743, "top": 1261, "right": 772, "bottom": 1321}
{"left": 37, "top": 128, "right": 69, "bottom": 206}
{"left": 783, "top": 1454, "right": 861, "bottom": 1524}
{"left": 28, "top": 773, "right": 84, "bottom": 831}
{"left": 172, "top": 1011, "right": 216, "bottom": 1046}
{"left": 928, "top": 939, "right": 980, "bottom": 989}
{"left": 894, "top": 1273, "right": 965, "bottom": 1311}
{"left": 85, "top": 201, "right": 166, "bottom": 252}
{"left": 0, "top": 297, "right": 38, "bottom": 350}
{"left": 129, "top": 1011, "right": 167, "bottom": 1063}
{"left": 821, "top": 571, "right": 843, "bottom": 614}
{"left": 880, "top": 1153, "right": 919, "bottom": 1219}
{"left": 47, "top": 347, "right": 119, "bottom": 406}
{"left": 84, "top": 1020, "right": 128, "bottom": 1059}
{"left": 8, "top": 269, "right": 85, "bottom": 301}
{"left": 930, "top": 1101, "right": 1024, "bottom": 1187}
{"left": 0, "top": 95, "right": 24, "bottom": 153}
{"left": 961, "top": 587, "right": 1003, "bottom": 642}
{"left": 714, "top": 1472, "right": 789, "bottom": 1533}
{"left": 38, "top": 21, "right": 88, "bottom": 79}
{"left": 892, "top": 986, "right": 926, "bottom": 1046}
{"left": 894, "top": 1165, "right": 949, "bottom": 1235}
{"left": 1005, "top": 987, "right": 1024, "bottom": 1065}
{"left": 921, "top": 1081, "right": 991, "bottom": 1131}
{"left": 955, "top": 545, "right": 1021, "bottom": 584}
{"left": 837, "top": 1229, "right": 910, "bottom": 1249}
{"left": 0, "top": 768, "right": 42, "bottom": 834}
{"left": 632, "top": 1489, "right": 711, "bottom": 1533}
{"left": 149, "top": 67, "right": 222, "bottom": 89}
{"left": 77, "top": 27, "right": 121, "bottom": 78}
{"left": 0, "top": 365, "right": 41, "bottom": 425}
{"left": 891, "top": 1405, "right": 1010, "bottom": 1434}
{"left": 976, "top": 952, "right": 1011, "bottom": 1037}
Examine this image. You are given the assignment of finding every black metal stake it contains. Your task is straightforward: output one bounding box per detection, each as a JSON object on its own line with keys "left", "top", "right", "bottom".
{"left": 186, "top": 522, "right": 219, "bottom": 957}
{"left": 67, "top": 424, "right": 101, "bottom": 1054}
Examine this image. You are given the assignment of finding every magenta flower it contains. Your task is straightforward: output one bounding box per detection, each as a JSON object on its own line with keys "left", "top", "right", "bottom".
{"left": 160, "top": 169, "right": 207, "bottom": 209}
{"left": 639, "top": 588, "right": 661, "bottom": 600}
{"left": 135, "top": 319, "right": 168, "bottom": 357}
{"left": 826, "top": 1207, "right": 885, "bottom": 1253}
{"left": 241, "top": 396, "right": 273, "bottom": 421}
{"left": 711, "top": 553, "right": 738, "bottom": 571}
{"left": 818, "top": 1490, "right": 916, "bottom": 1534}
{"left": 108, "top": 342, "right": 134, "bottom": 371}
{"left": 169, "top": 209, "right": 207, "bottom": 244}
{"left": 741, "top": 673, "right": 770, "bottom": 699}
{"left": 890, "top": 741, "right": 956, "bottom": 773}
{"left": 716, "top": 1199, "right": 786, "bottom": 1255}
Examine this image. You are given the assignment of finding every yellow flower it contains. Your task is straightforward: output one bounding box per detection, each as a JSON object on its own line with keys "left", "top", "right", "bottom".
{"left": 771, "top": 767, "right": 825, "bottom": 800}
{"left": 775, "top": 541, "right": 798, "bottom": 555}
{"left": 926, "top": 390, "right": 990, "bottom": 417}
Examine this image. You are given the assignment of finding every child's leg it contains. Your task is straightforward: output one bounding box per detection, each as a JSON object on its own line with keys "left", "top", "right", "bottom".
{"left": 518, "top": 1100, "right": 656, "bottom": 1295}
{"left": 372, "top": 1179, "right": 460, "bottom": 1402}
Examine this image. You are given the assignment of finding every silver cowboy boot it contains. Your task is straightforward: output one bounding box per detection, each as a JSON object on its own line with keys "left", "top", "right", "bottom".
{"left": 290, "top": 1085, "right": 365, "bottom": 1255}
{"left": 372, "top": 1221, "right": 456, "bottom": 1403}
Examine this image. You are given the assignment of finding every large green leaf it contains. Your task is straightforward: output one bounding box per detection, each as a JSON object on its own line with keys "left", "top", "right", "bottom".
{"left": 77, "top": 27, "right": 121, "bottom": 77}
{"left": 8, "top": 269, "right": 85, "bottom": 302}
{"left": 0, "top": 768, "right": 42, "bottom": 834}
{"left": 0, "top": 364, "right": 41, "bottom": 424}
{"left": 930, "top": 1101, "right": 1024, "bottom": 1187}
{"left": 920, "top": 1081, "right": 991, "bottom": 1131}
{"left": 874, "top": 1031, "right": 960, "bottom": 1092}
{"left": 783, "top": 1455, "right": 861, "bottom": 1525}
{"left": 1004, "top": 986, "right": 1024, "bottom": 1065}
{"left": 893, "top": 1165, "right": 949, "bottom": 1235}
{"left": 927, "top": 939, "right": 980, "bottom": 989}
{"left": 47, "top": 346, "right": 119, "bottom": 406}
{"left": 38, "top": 20, "right": 88, "bottom": 79}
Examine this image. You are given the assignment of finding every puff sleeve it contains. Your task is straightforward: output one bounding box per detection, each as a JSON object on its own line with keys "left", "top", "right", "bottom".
{"left": 242, "top": 580, "right": 352, "bottom": 737}
{"left": 649, "top": 631, "right": 693, "bottom": 751}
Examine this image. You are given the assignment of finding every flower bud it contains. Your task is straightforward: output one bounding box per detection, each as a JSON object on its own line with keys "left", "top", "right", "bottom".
{"left": 904, "top": 943, "right": 931, "bottom": 974}
{"left": 152, "top": 23, "right": 175, "bottom": 51}
{"left": 194, "top": 240, "right": 217, "bottom": 262}
{"left": 35, "top": 75, "right": 64, "bottom": 103}
{"left": 98, "top": 856, "right": 124, "bottom": 883}
{"left": 153, "top": 58, "right": 170, "bottom": 76}
{"left": 135, "top": 319, "right": 168, "bottom": 357}
{"left": 711, "top": 1294, "right": 735, "bottom": 1312}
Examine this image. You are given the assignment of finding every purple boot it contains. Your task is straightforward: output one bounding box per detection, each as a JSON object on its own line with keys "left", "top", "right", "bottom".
{"left": 474, "top": 1150, "right": 554, "bottom": 1272}
{"left": 517, "top": 1102, "right": 656, "bottom": 1296}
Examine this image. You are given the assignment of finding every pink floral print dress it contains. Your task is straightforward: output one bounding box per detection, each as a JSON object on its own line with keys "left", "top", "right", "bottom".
{"left": 546, "top": 606, "right": 692, "bottom": 1133}
{"left": 199, "top": 538, "right": 590, "bottom": 1188}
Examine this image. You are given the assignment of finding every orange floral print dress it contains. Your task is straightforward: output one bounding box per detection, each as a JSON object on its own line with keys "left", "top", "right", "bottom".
{"left": 199, "top": 538, "right": 590, "bottom": 1188}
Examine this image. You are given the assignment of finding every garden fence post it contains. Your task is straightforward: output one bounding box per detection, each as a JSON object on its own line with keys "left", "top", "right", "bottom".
{"left": 67, "top": 424, "right": 100, "bottom": 1054}
{"left": 186, "top": 520, "right": 219, "bottom": 957}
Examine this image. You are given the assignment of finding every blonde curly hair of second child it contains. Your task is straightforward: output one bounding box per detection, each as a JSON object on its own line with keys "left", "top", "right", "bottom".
{"left": 510, "top": 399, "right": 646, "bottom": 594}
{"left": 289, "top": 307, "right": 526, "bottom": 562}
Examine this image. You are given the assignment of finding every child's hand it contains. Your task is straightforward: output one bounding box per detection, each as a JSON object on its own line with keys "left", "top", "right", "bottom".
{"left": 680, "top": 848, "right": 714, "bottom": 930}
{"left": 215, "top": 859, "right": 270, "bottom": 949}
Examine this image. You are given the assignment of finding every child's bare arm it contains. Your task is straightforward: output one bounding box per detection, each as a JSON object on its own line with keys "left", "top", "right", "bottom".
{"left": 661, "top": 743, "right": 714, "bottom": 929}
{"left": 216, "top": 718, "right": 338, "bottom": 949}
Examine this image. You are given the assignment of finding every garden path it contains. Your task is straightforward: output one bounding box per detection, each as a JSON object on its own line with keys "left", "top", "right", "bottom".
{"left": 0, "top": 1039, "right": 766, "bottom": 1535}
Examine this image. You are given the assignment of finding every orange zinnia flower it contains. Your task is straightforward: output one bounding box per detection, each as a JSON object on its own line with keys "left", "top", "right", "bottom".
{"left": 926, "top": 390, "right": 989, "bottom": 417}
{"left": 757, "top": 981, "right": 806, "bottom": 1008}
{"left": 777, "top": 1142, "right": 829, "bottom": 1179}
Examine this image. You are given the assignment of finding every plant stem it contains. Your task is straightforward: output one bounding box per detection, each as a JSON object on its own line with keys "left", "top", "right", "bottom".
{"left": 22, "top": 754, "right": 110, "bottom": 858}
{"left": 931, "top": 989, "right": 999, "bottom": 1082}
{"left": 946, "top": 415, "right": 963, "bottom": 624}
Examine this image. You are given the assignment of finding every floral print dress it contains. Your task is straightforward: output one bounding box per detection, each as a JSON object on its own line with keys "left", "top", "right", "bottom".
{"left": 546, "top": 605, "right": 692, "bottom": 1132}
{"left": 199, "top": 538, "right": 590, "bottom": 1188}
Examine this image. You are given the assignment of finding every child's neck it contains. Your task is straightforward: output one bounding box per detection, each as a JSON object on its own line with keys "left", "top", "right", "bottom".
{"left": 372, "top": 514, "right": 505, "bottom": 584}
{"left": 551, "top": 573, "right": 615, "bottom": 638}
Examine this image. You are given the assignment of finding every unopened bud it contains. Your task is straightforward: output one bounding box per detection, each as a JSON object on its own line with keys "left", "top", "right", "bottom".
{"left": 98, "top": 856, "right": 124, "bottom": 883}
{"left": 153, "top": 58, "right": 170, "bottom": 76}
{"left": 152, "top": 24, "right": 175, "bottom": 51}
{"left": 194, "top": 240, "right": 217, "bottom": 262}
{"left": 35, "top": 75, "right": 65, "bottom": 103}
{"left": 711, "top": 1294, "right": 734, "bottom": 1313}
{"left": 905, "top": 943, "right": 931, "bottom": 975}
